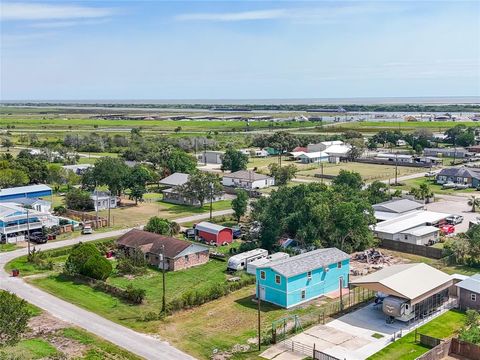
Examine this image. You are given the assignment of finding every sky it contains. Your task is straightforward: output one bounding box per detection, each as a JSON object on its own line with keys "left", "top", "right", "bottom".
{"left": 1, "top": 0, "right": 479, "bottom": 100}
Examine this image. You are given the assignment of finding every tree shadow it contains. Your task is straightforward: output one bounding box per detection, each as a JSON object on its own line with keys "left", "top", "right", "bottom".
{"left": 235, "top": 294, "right": 281, "bottom": 313}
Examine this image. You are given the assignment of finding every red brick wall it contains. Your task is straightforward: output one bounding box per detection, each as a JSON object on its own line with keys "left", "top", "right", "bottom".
{"left": 172, "top": 251, "right": 209, "bottom": 271}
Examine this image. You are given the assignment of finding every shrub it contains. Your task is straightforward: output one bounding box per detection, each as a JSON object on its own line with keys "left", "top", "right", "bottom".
{"left": 53, "top": 205, "right": 67, "bottom": 215}
{"left": 124, "top": 284, "right": 146, "bottom": 304}
{"left": 82, "top": 254, "right": 112, "bottom": 281}
{"left": 64, "top": 243, "right": 100, "bottom": 276}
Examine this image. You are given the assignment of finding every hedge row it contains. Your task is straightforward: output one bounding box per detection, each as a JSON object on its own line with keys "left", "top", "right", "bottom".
{"left": 62, "top": 274, "right": 145, "bottom": 304}
{"left": 166, "top": 275, "right": 255, "bottom": 313}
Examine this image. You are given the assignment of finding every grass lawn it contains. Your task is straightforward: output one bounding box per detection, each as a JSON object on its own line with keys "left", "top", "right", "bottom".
{"left": 96, "top": 199, "right": 232, "bottom": 227}
{"left": 382, "top": 249, "right": 479, "bottom": 276}
{"left": 296, "top": 162, "right": 424, "bottom": 182}
{"left": 5, "top": 338, "right": 59, "bottom": 359}
{"left": 0, "top": 243, "right": 20, "bottom": 252}
{"left": 395, "top": 177, "right": 477, "bottom": 195}
{"left": 367, "top": 310, "right": 467, "bottom": 360}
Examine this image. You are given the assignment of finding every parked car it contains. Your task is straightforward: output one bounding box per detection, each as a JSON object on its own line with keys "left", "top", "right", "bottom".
{"left": 442, "top": 182, "right": 456, "bottom": 189}
{"left": 425, "top": 171, "right": 436, "bottom": 177}
{"left": 446, "top": 215, "right": 464, "bottom": 225}
{"left": 440, "top": 224, "right": 455, "bottom": 235}
{"left": 81, "top": 225, "right": 93, "bottom": 235}
{"left": 232, "top": 227, "right": 242, "bottom": 239}
{"left": 27, "top": 232, "right": 47, "bottom": 244}
{"left": 184, "top": 228, "right": 195, "bottom": 239}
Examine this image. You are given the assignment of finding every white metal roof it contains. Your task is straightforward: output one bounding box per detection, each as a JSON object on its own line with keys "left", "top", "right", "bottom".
{"left": 373, "top": 199, "right": 424, "bottom": 214}
{"left": 324, "top": 144, "right": 351, "bottom": 155}
{"left": 456, "top": 274, "right": 480, "bottom": 293}
{"left": 299, "top": 151, "right": 329, "bottom": 159}
{"left": 400, "top": 225, "right": 439, "bottom": 237}
{"left": 159, "top": 173, "right": 189, "bottom": 187}
{"left": 0, "top": 184, "right": 52, "bottom": 197}
{"left": 351, "top": 263, "right": 452, "bottom": 302}
{"left": 195, "top": 221, "right": 229, "bottom": 234}
{"left": 373, "top": 210, "right": 451, "bottom": 235}
{"left": 289, "top": 151, "right": 306, "bottom": 158}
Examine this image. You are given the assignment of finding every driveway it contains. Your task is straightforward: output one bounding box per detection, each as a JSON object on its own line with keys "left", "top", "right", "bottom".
{"left": 262, "top": 301, "right": 456, "bottom": 360}
{"left": 0, "top": 208, "right": 235, "bottom": 359}
{"left": 425, "top": 194, "right": 476, "bottom": 233}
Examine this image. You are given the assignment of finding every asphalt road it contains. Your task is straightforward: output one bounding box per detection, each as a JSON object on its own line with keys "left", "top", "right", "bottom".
{"left": 0, "top": 209, "right": 234, "bottom": 360}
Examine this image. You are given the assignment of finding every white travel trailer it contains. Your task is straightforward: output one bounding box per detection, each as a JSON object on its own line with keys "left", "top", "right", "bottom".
{"left": 227, "top": 249, "right": 268, "bottom": 271}
{"left": 382, "top": 296, "right": 415, "bottom": 322}
{"left": 246, "top": 252, "right": 290, "bottom": 275}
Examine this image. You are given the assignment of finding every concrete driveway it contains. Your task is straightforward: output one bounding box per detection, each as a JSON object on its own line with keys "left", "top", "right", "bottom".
{"left": 262, "top": 301, "right": 456, "bottom": 360}
{"left": 426, "top": 194, "right": 477, "bottom": 233}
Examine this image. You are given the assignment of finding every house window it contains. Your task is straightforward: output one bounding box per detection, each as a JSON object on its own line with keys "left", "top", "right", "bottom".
{"left": 337, "top": 261, "right": 342, "bottom": 269}
{"left": 307, "top": 271, "right": 312, "bottom": 280}
{"left": 275, "top": 275, "right": 281, "bottom": 284}
{"left": 301, "top": 290, "right": 306, "bottom": 300}
{"left": 185, "top": 255, "right": 189, "bottom": 262}
{"left": 471, "top": 293, "right": 477, "bottom": 302}
{"left": 260, "top": 271, "right": 266, "bottom": 280}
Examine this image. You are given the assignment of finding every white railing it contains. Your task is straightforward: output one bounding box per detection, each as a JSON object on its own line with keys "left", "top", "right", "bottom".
{"left": 2, "top": 221, "right": 43, "bottom": 234}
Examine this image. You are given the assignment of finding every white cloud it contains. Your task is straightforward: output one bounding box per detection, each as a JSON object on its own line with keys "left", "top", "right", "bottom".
{"left": 175, "top": 9, "right": 288, "bottom": 22}
{"left": 175, "top": 3, "right": 404, "bottom": 23}
{"left": 27, "top": 19, "right": 110, "bottom": 29}
{"left": 1, "top": 2, "right": 114, "bottom": 21}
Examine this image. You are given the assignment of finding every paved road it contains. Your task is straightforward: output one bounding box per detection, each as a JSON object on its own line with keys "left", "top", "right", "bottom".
{"left": 0, "top": 209, "right": 234, "bottom": 359}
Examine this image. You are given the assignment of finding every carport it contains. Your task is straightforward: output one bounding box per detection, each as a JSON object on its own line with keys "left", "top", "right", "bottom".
{"left": 350, "top": 263, "right": 454, "bottom": 323}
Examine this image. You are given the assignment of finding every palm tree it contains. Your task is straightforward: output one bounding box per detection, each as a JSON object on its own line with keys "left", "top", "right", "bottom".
{"left": 418, "top": 183, "right": 434, "bottom": 203}
{"left": 468, "top": 195, "right": 480, "bottom": 212}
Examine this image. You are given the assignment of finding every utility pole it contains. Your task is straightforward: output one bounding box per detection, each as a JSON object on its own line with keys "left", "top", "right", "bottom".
{"left": 395, "top": 152, "right": 398, "bottom": 185}
{"left": 320, "top": 162, "right": 324, "bottom": 184}
{"left": 257, "top": 282, "right": 261, "bottom": 351}
{"left": 26, "top": 208, "right": 31, "bottom": 256}
{"left": 95, "top": 185, "right": 99, "bottom": 225}
{"left": 209, "top": 183, "right": 214, "bottom": 220}
{"left": 204, "top": 140, "right": 207, "bottom": 166}
{"left": 107, "top": 190, "right": 111, "bottom": 227}
{"left": 161, "top": 244, "right": 166, "bottom": 316}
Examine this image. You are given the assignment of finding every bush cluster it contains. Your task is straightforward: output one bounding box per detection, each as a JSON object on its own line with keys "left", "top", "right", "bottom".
{"left": 64, "top": 243, "right": 112, "bottom": 280}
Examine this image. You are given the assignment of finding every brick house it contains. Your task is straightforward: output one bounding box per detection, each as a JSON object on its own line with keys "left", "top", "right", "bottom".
{"left": 117, "top": 229, "right": 209, "bottom": 271}
{"left": 456, "top": 274, "right": 480, "bottom": 311}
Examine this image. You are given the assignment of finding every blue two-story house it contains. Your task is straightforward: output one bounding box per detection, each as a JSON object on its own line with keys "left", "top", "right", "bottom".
{"left": 256, "top": 248, "right": 350, "bottom": 308}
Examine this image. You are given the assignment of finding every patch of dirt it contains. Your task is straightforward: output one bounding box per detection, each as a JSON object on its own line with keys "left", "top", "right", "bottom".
{"left": 28, "top": 312, "right": 68, "bottom": 336}
{"left": 49, "top": 336, "right": 88, "bottom": 359}
{"left": 349, "top": 248, "right": 407, "bottom": 278}
{"left": 27, "top": 312, "right": 88, "bottom": 359}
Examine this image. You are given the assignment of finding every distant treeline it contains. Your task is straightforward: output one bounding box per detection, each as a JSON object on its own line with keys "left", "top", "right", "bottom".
{"left": 2, "top": 103, "right": 480, "bottom": 113}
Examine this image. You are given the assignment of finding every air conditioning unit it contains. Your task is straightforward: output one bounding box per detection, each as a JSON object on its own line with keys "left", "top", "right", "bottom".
{"left": 324, "top": 266, "right": 329, "bottom": 272}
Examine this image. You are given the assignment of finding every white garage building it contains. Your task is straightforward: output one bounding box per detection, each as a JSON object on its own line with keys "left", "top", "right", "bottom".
{"left": 372, "top": 210, "right": 451, "bottom": 245}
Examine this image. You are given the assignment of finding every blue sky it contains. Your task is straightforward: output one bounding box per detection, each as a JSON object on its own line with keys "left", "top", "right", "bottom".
{"left": 1, "top": 1, "right": 479, "bottom": 100}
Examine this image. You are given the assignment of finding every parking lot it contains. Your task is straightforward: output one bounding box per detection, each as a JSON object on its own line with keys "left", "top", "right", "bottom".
{"left": 426, "top": 194, "right": 477, "bottom": 233}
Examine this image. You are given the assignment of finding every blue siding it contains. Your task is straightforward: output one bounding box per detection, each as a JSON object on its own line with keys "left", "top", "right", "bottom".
{"left": 0, "top": 190, "right": 52, "bottom": 201}
{"left": 256, "top": 258, "right": 350, "bottom": 308}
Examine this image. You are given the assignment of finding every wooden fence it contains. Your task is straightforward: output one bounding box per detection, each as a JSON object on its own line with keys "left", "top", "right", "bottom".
{"left": 355, "top": 158, "right": 436, "bottom": 168}
{"left": 379, "top": 238, "right": 444, "bottom": 259}
{"left": 415, "top": 338, "right": 480, "bottom": 360}
{"left": 65, "top": 209, "right": 108, "bottom": 228}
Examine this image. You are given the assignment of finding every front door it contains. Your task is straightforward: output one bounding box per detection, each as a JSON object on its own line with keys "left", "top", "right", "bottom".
{"left": 259, "top": 286, "right": 266, "bottom": 301}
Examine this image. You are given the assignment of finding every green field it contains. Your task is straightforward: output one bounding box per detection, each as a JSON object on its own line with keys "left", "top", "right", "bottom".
{"left": 0, "top": 116, "right": 317, "bottom": 132}
{"left": 96, "top": 198, "right": 233, "bottom": 227}
{"left": 324, "top": 121, "right": 479, "bottom": 134}
{"left": 297, "top": 162, "right": 424, "bottom": 182}
{"left": 368, "top": 310, "right": 466, "bottom": 360}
